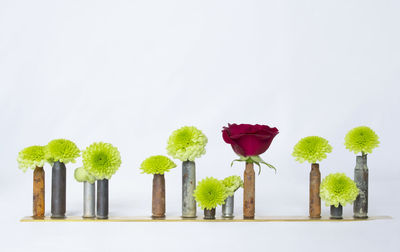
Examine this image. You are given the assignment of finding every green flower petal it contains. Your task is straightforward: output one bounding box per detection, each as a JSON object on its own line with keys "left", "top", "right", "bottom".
{"left": 74, "top": 167, "right": 96, "bottom": 184}
{"left": 140, "top": 155, "right": 177, "bottom": 175}
{"left": 17, "top": 145, "right": 46, "bottom": 172}
{"left": 320, "top": 173, "right": 359, "bottom": 207}
{"left": 45, "top": 139, "right": 80, "bottom": 165}
{"left": 221, "top": 175, "right": 243, "bottom": 197}
{"left": 292, "top": 136, "right": 332, "bottom": 164}
{"left": 345, "top": 126, "right": 379, "bottom": 155}
{"left": 167, "top": 126, "right": 207, "bottom": 161}
{"left": 193, "top": 177, "right": 227, "bottom": 210}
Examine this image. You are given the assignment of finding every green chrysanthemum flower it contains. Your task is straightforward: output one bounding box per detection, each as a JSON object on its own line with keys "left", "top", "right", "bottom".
{"left": 167, "top": 126, "right": 208, "bottom": 161}
{"left": 292, "top": 136, "right": 332, "bottom": 164}
{"left": 222, "top": 175, "right": 243, "bottom": 197}
{"left": 45, "top": 139, "right": 80, "bottom": 164}
{"left": 140, "top": 155, "right": 177, "bottom": 175}
{"left": 82, "top": 142, "right": 121, "bottom": 180}
{"left": 193, "top": 177, "right": 227, "bottom": 210}
{"left": 345, "top": 126, "right": 379, "bottom": 155}
{"left": 17, "top": 145, "right": 46, "bottom": 172}
{"left": 320, "top": 173, "right": 359, "bottom": 207}
{"left": 74, "top": 167, "right": 96, "bottom": 184}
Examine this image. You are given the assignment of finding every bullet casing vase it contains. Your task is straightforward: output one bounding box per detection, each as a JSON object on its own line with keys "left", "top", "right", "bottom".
{"left": 353, "top": 155, "right": 368, "bottom": 219}
{"left": 222, "top": 195, "right": 234, "bottom": 218}
{"left": 309, "top": 163, "right": 321, "bottom": 218}
{"left": 51, "top": 161, "right": 66, "bottom": 218}
{"left": 243, "top": 162, "right": 255, "bottom": 219}
{"left": 152, "top": 174, "right": 166, "bottom": 218}
{"left": 330, "top": 204, "right": 343, "bottom": 219}
{"left": 97, "top": 179, "right": 109, "bottom": 219}
{"left": 182, "top": 161, "right": 196, "bottom": 218}
{"left": 33, "top": 166, "right": 45, "bottom": 218}
{"left": 83, "top": 181, "right": 95, "bottom": 218}
{"left": 204, "top": 208, "right": 216, "bottom": 219}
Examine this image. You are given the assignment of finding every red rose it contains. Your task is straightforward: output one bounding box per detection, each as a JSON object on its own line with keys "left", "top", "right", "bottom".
{"left": 222, "top": 124, "right": 279, "bottom": 157}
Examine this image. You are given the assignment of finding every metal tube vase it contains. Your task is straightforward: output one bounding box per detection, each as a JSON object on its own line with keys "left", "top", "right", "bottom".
{"left": 330, "top": 204, "right": 343, "bottom": 219}
{"left": 33, "top": 166, "right": 45, "bottom": 218}
{"left": 152, "top": 174, "right": 166, "bottom": 218}
{"left": 182, "top": 161, "right": 196, "bottom": 218}
{"left": 97, "top": 179, "right": 109, "bottom": 219}
{"left": 309, "top": 163, "right": 321, "bottom": 218}
{"left": 51, "top": 161, "right": 66, "bottom": 218}
{"left": 243, "top": 162, "right": 255, "bottom": 219}
{"left": 222, "top": 195, "right": 234, "bottom": 218}
{"left": 204, "top": 208, "right": 216, "bottom": 220}
{"left": 83, "top": 181, "right": 95, "bottom": 218}
{"left": 353, "top": 155, "right": 368, "bottom": 219}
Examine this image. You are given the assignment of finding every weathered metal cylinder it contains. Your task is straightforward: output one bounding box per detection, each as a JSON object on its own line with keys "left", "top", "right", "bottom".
{"left": 243, "top": 162, "right": 255, "bottom": 219}
{"left": 152, "top": 174, "right": 166, "bottom": 218}
{"left": 222, "top": 195, "right": 234, "bottom": 218}
{"left": 33, "top": 166, "right": 45, "bottom": 218}
{"left": 51, "top": 161, "right": 66, "bottom": 218}
{"left": 83, "top": 181, "right": 95, "bottom": 218}
{"left": 309, "top": 163, "right": 321, "bottom": 218}
{"left": 330, "top": 204, "right": 343, "bottom": 219}
{"left": 97, "top": 179, "right": 109, "bottom": 219}
{"left": 182, "top": 161, "right": 196, "bottom": 218}
{"left": 353, "top": 155, "right": 368, "bottom": 219}
{"left": 204, "top": 208, "right": 216, "bottom": 219}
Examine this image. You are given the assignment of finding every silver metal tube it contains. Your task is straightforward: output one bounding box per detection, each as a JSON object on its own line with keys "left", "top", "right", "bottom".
{"left": 353, "top": 155, "right": 368, "bottom": 218}
{"left": 83, "top": 181, "right": 95, "bottom": 218}
{"left": 182, "top": 161, "right": 196, "bottom": 218}
{"left": 222, "top": 195, "right": 234, "bottom": 218}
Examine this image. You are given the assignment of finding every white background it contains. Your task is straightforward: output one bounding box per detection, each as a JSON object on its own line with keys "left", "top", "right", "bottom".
{"left": 1, "top": 0, "right": 399, "bottom": 251}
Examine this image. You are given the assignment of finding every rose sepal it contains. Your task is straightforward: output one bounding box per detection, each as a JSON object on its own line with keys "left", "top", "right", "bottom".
{"left": 231, "top": 155, "right": 277, "bottom": 175}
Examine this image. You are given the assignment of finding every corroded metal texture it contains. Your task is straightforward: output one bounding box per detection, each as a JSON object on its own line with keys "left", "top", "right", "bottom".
{"left": 330, "top": 204, "right": 343, "bottom": 219}
{"left": 182, "top": 161, "right": 196, "bottom": 218}
{"left": 83, "top": 182, "right": 95, "bottom": 218}
{"left": 222, "top": 195, "right": 234, "bottom": 218}
{"left": 33, "top": 167, "right": 45, "bottom": 218}
{"left": 97, "top": 179, "right": 109, "bottom": 219}
{"left": 243, "top": 162, "right": 255, "bottom": 219}
{"left": 204, "top": 208, "right": 216, "bottom": 219}
{"left": 152, "top": 174, "right": 166, "bottom": 218}
{"left": 353, "top": 155, "right": 368, "bottom": 219}
{"left": 309, "top": 163, "right": 321, "bottom": 218}
{"left": 51, "top": 161, "right": 66, "bottom": 218}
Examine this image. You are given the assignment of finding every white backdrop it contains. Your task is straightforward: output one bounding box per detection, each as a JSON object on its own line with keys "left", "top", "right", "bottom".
{"left": 1, "top": 0, "right": 399, "bottom": 251}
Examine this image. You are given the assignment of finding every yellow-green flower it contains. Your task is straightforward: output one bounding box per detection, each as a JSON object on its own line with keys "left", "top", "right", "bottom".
{"left": 17, "top": 145, "right": 46, "bottom": 172}
{"left": 74, "top": 167, "right": 96, "bottom": 184}
{"left": 320, "top": 173, "right": 359, "bottom": 207}
{"left": 292, "top": 136, "right": 332, "bottom": 164}
{"left": 193, "top": 177, "right": 227, "bottom": 210}
{"left": 45, "top": 139, "right": 80, "bottom": 164}
{"left": 345, "top": 126, "right": 379, "bottom": 155}
{"left": 140, "top": 155, "right": 177, "bottom": 175}
{"left": 82, "top": 142, "right": 121, "bottom": 180}
{"left": 222, "top": 175, "right": 243, "bottom": 197}
{"left": 167, "top": 126, "right": 207, "bottom": 161}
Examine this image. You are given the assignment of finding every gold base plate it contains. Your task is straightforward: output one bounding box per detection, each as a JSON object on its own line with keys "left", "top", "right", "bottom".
{"left": 20, "top": 216, "right": 392, "bottom": 222}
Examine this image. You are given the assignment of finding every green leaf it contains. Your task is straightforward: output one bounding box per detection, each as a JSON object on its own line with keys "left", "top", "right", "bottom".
{"left": 230, "top": 155, "right": 277, "bottom": 175}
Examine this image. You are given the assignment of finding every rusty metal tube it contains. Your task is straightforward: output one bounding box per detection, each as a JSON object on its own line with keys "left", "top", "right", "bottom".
{"left": 243, "top": 162, "right": 255, "bottom": 219}
{"left": 204, "top": 208, "right": 216, "bottom": 219}
{"left": 33, "top": 166, "right": 45, "bottom": 218}
{"left": 152, "top": 174, "right": 166, "bottom": 218}
{"left": 309, "top": 163, "right": 321, "bottom": 218}
{"left": 182, "top": 161, "right": 196, "bottom": 218}
{"left": 51, "top": 161, "right": 66, "bottom": 218}
{"left": 353, "top": 155, "right": 368, "bottom": 218}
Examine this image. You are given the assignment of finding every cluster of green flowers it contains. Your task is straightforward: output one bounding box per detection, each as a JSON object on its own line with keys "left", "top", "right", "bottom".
{"left": 167, "top": 126, "right": 207, "bottom": 161}
{"left": 345, "top": 126, "right": 379, "bottom": 155}
{"left": 140, "top": 155, "right": 176, "bottom": 175}
{"left": 320, "top": 173, "right": 359, "bottom": 207}
{"left": 292, "top": 136, "right": 332, "bottom": 164}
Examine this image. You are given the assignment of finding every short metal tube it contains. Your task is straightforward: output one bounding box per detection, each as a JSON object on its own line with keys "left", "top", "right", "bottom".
{"left": 152, "top": 174, "right": 166, "bottom": 218}
{"left": 33, "top": 167, "right": 45, "bottom": 218}
{"left": 51, "top": 161, "right": 66, "bottom": 218}
{"left": 83, "top": 181, "right": 96, "bottom": 218}
{"left": 204, "top": 208, "right": 216, "bottom": 220}
{"left": 309, "top": 163, "right": 321, "bottom": 218}
{"left": 330, "top": 204, "right": 343, "bottom": 219}
{"left": 222, "top": 195, "right": 234, "bottom": 218}
{"left": 243, "top": 162, "right": 255, "bottom": 219}
{"left": 353, "top": 155, "right": 368, "bottom": 219}
{"left": 97, "top": 179, "right": 109, "bottom": 219}
{"left": 182, "top": 161, "right": 196, "bottom": 218}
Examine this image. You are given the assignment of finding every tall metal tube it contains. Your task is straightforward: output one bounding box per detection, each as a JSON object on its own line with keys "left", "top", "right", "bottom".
{"left": 83, "top": 181, "right": 95, "bottom": 218}
{"left": 309, "top": 163, "right": 321, "bottom": 218}
{"left": 353, "top": 155, "right": 368, "bottom": 218}
{"left": 51, "top": 161, "right": 66, "bottom": 218}
{"left": 97, "top": 179, "right": 109, "bottom": 219}
{"left": 222, "top": 195, "right": 234, "bottom": 218}
{"left": 152, "top": 174, "right": 166, "bottom": 218}
{"left": 33, "top": 166, "right": 45, "bottom": 218}
{"left": 243, "top": 162, "right": 255, "bottom": 219}
{"left": 182, "top": 161, "right": 196, "bottom": 218}
{"left": 204, "top": 208, "right": 216, "bottom": 219}
{"left": 330, "top": 204, "right": 343, "bottom": 219}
